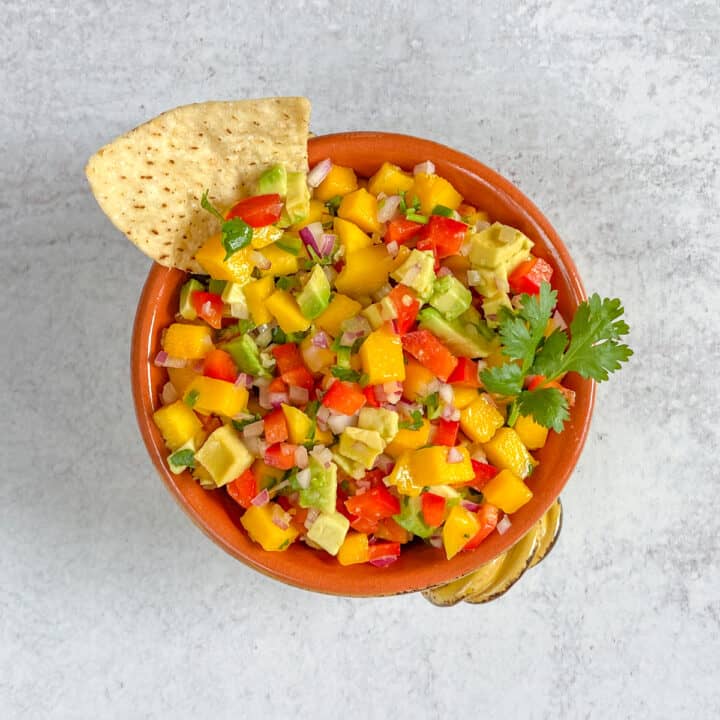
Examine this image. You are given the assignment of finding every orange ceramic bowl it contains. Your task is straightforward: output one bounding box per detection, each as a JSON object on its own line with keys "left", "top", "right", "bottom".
{"left": 132, "top": 132, "right": 595, "bottom": 597}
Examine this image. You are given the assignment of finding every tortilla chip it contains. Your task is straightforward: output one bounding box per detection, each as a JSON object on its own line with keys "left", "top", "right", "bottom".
{"left": 86, "top": 97, "right": 311, "bottom": 272}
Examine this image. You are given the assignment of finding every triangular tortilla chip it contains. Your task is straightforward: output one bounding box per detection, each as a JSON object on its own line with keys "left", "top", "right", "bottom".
{"left": 86, "top": 97, "right": 311, "bottom": 272}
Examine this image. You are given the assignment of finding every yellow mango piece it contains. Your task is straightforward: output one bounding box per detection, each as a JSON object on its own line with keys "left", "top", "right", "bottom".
{"left": 452, "top": 386, "right": 480, "bottom": 410}
{"left": 242, "top": 276, "right": 275, "bottom": 326}
{"left": 241, "top": 503, "right": 299, "bottom": 551}
{"left": 481, "top": 469, "right": 533, "bottom": 513}
{"left": 482, "top": 427, "right": 538, "bottom": 479}
{"left": 265, "top": 290, "right": 311, "bottom": 333}
{"left": 252, "top": 458, "right": 285, "bottom": 490}
{"left": 409, "top": 445, "right": 474, "bottom": 486}
{"left": 195, "top": 424, "right": 254, "bottom": 488}
{"left": 195, "top": 233, "right": 255, "bottom": 284}
{"left": 514, "top": 414, "right": 549, "bottom": 450}
{"left": 167, "top": 367, "right": 199, "bottom": 396}
{"left": 460, "top": 394, "right": 504, "bottom": 443}
{"left": 368, "top": 162, "right": 414, "bottom": 196}
{"left": 359, "top": 325, "right": 406, "bottom": 385}
{"left": 314, "top": 426, "right": 334, "bottom": 445}
{"left": 162, "top": 323, "right": 213, "bottom": 360}
{"left": 442, "top": 254, "right": 471, "bottom": 276}
{"left": 337, "top": 532, "right": 370, "bottom": 566}
{"left": 250, "top": 225, "right": 283, "bottom": 250}
{"left": 259, "top": 242, "right": 302, "bottom": 277}
{"left": 184, "top": 376, "right": 248, "bottom": 417}
{"left": 337, "top": 188, "right": 382, "bottom": 234}
{"left": 402, "top": 359, "right": 436, "bottom": 402}
{"left": 385, "top": 419, "right": 431, "bottom": 459}
{"left": 442, "top": 505, "right": 481, "bottom": 559}
{"left": 292, "top": 199, "right": 325, "bottom": 230}
{"left": 335, "top": 245, "right": 394, "bottom": 297}
{"left": 386, "top": 451, "right": 424, "bottom": 496}
{"left": 153, "top": 400, "right": 202, "bottom": 451}
{"left": 333, "top": 217, "right": 374, "bottom": 254}
{"left": 315, "top": 294, "right": 363, "bottom": 337}
{"left": 313, "top": 164, "right": 358, "bottom": 202}
{"left": 408, "top": 173, "right": 463, "bottom": 216}
{"left": 281, "top": 404, "right": 313, "bottom": 444}
{"left": 300, "top": 335, "right": 335, "bottom": 373}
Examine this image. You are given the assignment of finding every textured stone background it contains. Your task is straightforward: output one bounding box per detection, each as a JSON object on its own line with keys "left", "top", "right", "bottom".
{"left": 2, "top": 1, "right": 718, "bottom": 718}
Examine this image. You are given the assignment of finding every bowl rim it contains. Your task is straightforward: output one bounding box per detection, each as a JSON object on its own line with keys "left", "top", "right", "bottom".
{"left": 131, "top": 131, "right": 596, "bottom": 596}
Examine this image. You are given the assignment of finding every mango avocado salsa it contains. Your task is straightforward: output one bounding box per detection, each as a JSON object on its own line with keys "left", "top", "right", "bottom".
{"left": 152, "top": 159, "right": 631, "bottom": 565}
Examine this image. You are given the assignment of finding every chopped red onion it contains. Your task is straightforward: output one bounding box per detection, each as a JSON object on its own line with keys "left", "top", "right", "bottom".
{"left": 161, "top": 381, "right": 178, "bottom": 405}
{"left": 242, "top": 420, "right": 265, "bottom": 438}
{"left": 299, "top": 222, "right": 324, "bottom": 255}
{"left": 243, "top": 436, "right": 266, "bottom": 457}
{"left": 294, "top": 445, "right": 309, "bottom": 469}
{"left": 373, "top": 454, "right": 394, "bottom": 473}
{"left": 461, "top": 499, "right": 481, "bottom": 512}
{"left": 386, "top": 240, "right": 399, "bottom": 257}
{"left": 319, "top": 234, "right": 336, "bottom": 256}
{"left": 269, "top": 392, "right": 289, "bottom": 408}
{"left": 429, "top": 536, "right": 443, "bottom": 549}
{"left": 447, "top": 447, "right": 464, "bottom": 464}
{"left": 251, "top": 488, "right": 270, "bottom": 507}
{"left": 154, "top": 351, "right": 187, "bottom": 369}
{"left": 307, "top": 158, "right": 332, "bottom": 187}
{"left": 438, "top": 383, "right": 453, "bottom": 404}
{"left": 316, "top": 405, "right": 331, "bottom": 424}
{"left": 304, "top": 507, "right": 320, "bottom": 529}
{"left": 289, "top": 385, "right": 309, "bottom": 405}
{"left": 426, "top": 378, "right": 442, "bottom": 395}
{"left": 271, "top": 504, "right": 291, "bottom": 530}
{"left": 369, "top": 554, "right": 400, "bottom": 567}
{"left": 251, "top": 250, "right": 271, "bottom": 270}
{"left": 328, "top": 413, "right": 355, "bottom": 435}
{"left": 235, "top": 373, "right": 253, "bottom": 388}
{"left": 413, "top": 160, "right": 435, "bottom": 175}
{"left": 440, "top": 403, "right": 458, "bottom": 421}
{"left": 396, "top": 401, "right": 422, "bottom": 416}
{"left": 258, "top": 386, "right": 272, "bottom": 409}
{"left": 312, "top": 331, "right": 330, "bottom": 349}
{"left": 497, "top": 515, "right": 512, "bottom": 535}
{"left": 377, "top": 195, "right": 401, "bottom": 223}
{"left": 296, "top": 468, "right": 311, "bottom": 489}
{"left": 437, "top": 266, "right": 452, "bottom": 278}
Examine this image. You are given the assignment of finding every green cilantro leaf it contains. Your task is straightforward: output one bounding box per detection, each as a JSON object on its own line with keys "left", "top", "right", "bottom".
{"left": 168, "top": 448, "right": 195, "bottom": 468}
{"left": 516, "top": 388, "right": 570, "bottom": 433}
{"left": 232, "top": 414, "right": 261, "bottom": 431}
{"left": 431, "top": 204, "right": 455, "bottom": 218}
{"left": 423, "top": 392, "right": 441, "bottom": 420}
{"left": 201, "top": 190, "right": 224, "bottom": 222}
{"left": 221, "top": 217, "right": 253, "bottom": 260}
{"left": 325, "top": 195, "right": 342, "bottom": 215}
{"left": 480, "top": 362, "right": 524, "bottom": 396}
{"left": 184, "top": 389, "right": 199, "bottom": 408}
{"left": 331, "top": 366, "right": 362, "bottom": 382}
{"left": 399, "top": 410, "right": 424, "bottom": 430}
{"left": 271, "top": 326, "right": 287, "bottom": 344}
{"left": 276, "top": 276, "right": 299, "bottom": 291}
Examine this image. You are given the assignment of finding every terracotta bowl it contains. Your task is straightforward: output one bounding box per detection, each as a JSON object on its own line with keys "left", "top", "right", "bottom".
{"left": 132, "top": 132, "right": 595, "bottom": 597}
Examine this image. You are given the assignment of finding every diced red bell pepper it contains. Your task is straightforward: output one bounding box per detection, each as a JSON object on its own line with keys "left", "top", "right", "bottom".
{"left": 290, "top": 506, "right": 309, "bottom": 535}
{"left": 401, "top": 329, "right": 458, "bottom": 382}
{"left": 272, "top": 343, "right": 304, "bottom": 374}
{"left": 202, "top": 348, "right": 238, "bottom": 383}
{"left": 417, "top": 215, "right": 468, "bottom": 259}
{"left": 525, "top": 374, "right": 546, "bottom": 391}
{"left": 387, "top": 284, "right": 420, "bottom": 334}
{"left": 367, "top": 541, "right": 401, "bottom": 562}
{"left": 509, "top": 256, "right": 553, "bottom": 295}
{"left": 263, "top": 407, "right": 289, "bottom": 444}
{"left": 432, "top": 419, "right": 459, "bottom": 446}
{"left": 373, "top": 517, "right": 413, "bottom": 544}
{"left": 321, "top": 380, "right": 366, "bottom": 415}
{"left": 345, "top": 485, "right": 400, "bottom": 522}
{"left": 191, "top": 291, "right": 224, "bottom": 329}
{"left": 525, "top": 374, "right": 574, "bottom": 406}
{"left": 463, "top": 503, "right": 500, "bottom": 551}
{"left": 350, "top": 515, "right": 378, "bottom": 534}
{"left": 226, "top": 468, "right": 257, "bottom": 509}
{"left": 421, "top": 492, "right": 447, "bottom": 527}
{"left": 282, "top": 365, "right": 315, "bottom": 391}
{"left": 226, "top": 194, "right": 284, "bottom": 228}
{"left": 264, "top": 442, "right": 298, "bottom": 470}
{"left": 385, "top": 217, "right": 424, "bottom": 245}
{"left": 268, "top": 376, "right": 289, "bottom": 393}
{"left": 363, "top": 386, "right": 380, "bottom": 407}
{"left": 447, "top": 357, "right": 480, "bottom": 387}
{"left": 468, "top": 459, "right": 499, "bottom": 491}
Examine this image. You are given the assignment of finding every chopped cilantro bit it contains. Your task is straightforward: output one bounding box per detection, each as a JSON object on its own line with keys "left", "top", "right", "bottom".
{"left": 405, "top": 212, "right": 428, "bottom": 224}
{"left": 399, "top": 410, "right": 424, "bottom": 430}
{"left": 200, "top": 190, "right": 224, "bottom": 222}
{"left": 325, "top": 195, "right": 342, "bottom": 214}
{"left": 271, "top": 326, "right": 287, "bottom": 344}
{"left": 331, "top": 366, "right": 362, "bottom": 382}
{"left": 168, "top": 448, "right": 195, "bottom": 468}
{"left": 184, "top": 389, "right": 199, "bottom": 408}
{"left": 276, "top": 276, "right": 299, "bottom": 291}
{"left": 232, "top": 414, "right": 261, "bottom": 431}
{"left": 423, "top": 392, "right": 441, "bottom": 420}
{"left": 431, "top": 204, "right": 455, "bottom": 218}
{"left": 200, "top": 189, "right": 253, "bottom": 260}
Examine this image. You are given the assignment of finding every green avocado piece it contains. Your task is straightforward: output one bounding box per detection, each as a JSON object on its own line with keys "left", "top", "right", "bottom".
{"left": 179, "top": 278, "right": 204, "bottom": 320}
{"left": 418, "top": 307, "right": 494, "bottom": 358}
{"left": 296, "top": 265, "right": 331, "bottom": 319}
{"left": 338, "top": 427, "right": 385, "bottom": 470}
{"left": 280, "top": 171, "right": 310, "bottom": 226}
{"left": 393, "top": 496, "right": 434, "bottom": 539}
{"left": 222, "top": 334, "right": 265, "bottom": 376}
{"left": 299, "top": 457, "right": 338, "bottom": 514}
{"left": 429, "top": 274, "right": 472, "bottom": 320}
{"left": 469, "top": 222, "right": 533, "bottom": 269}
{"left": 305, "top": 510, "right": 350, "bottom": 556}
{"left": 357, "top": 407, "right": 399, "bottom": 443}
{"left": 458, "top": 305, "right": 495, "bottom": 341}
{"left": 391, "top": 249, "right": 436, "bottom": 300}
{"left": 208, "top": 279, "right": 227, "bottom": 295}
{"left": 257, "top": 165, "right": 288, "bottom": 197}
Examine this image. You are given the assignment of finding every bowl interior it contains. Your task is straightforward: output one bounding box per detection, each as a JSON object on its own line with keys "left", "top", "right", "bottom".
{"left": 132, "top": 132, "right": 595, "bottom": 596}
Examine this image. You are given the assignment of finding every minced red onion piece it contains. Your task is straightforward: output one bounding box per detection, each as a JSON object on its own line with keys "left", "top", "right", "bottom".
{"left": 440, "top": 403, "right": 457, "bottom": 421}
{"left": 426, "top": 378, "right": 442, "bottom": 395}
{"left": 235, "top": 373, "right": 253, "bottom": 388}
{"left": 328, "top": 413, "right": 355, "bottom": 434}
{"left": 447, "top": 447, "right": 464, "bottom": 463}
{"left": 294, "top": 445, "right": 309, "bottom": 469}
{"left": 438, "top": 383, "right": 453, "bottom": 404}
{"left": 312, "top": 331, "right": 330, "bottom": 349}
{"left": 251, "top": 488, "right": 270, "bottom": 507}
{"left": 154, "top": 351, "right": 187, "bottom": 369}
{"left": 296, "top": 468, "right": 311, "bottom": 489}
{"left": 161, "top": 382, "right": 178, "bottom": 405}
{"left": 396, "top": 401, "right": 421, "bottom": 416}
{"left": 319, "top": 233, "right": 336, "bottom": 257}
{"left": 316, "top": 405, "right": 331, "bottom": 424}
{"left": 254, "top": 376, "right": 270, "bottom": 389}
{"left": 304, "top": 507, "right": 320, "bottom": 529}
{"left": 437, "top": 266, "right": 452, "bottom": 278}
{"left": 307, "top": 158, "right": 332, "bottom": 187}
{"left": 251, "top": 250, "right": 271, "bottom": 270}
{"left": 369, "top": 555, "right": 399, "bottom": 568}
{"left": 429, "top": 536, "right": 443, "bottom": 549}
{"left": 299, "top": 222, "right": 324, "bottom": 255}
{"left": 242, "top": 420, "right": 265, "bottom": 438}
{"left": 269, "top": 392, "right": 289, "bottom": 408}
{"left": 377, "top": 195, "right": 401, "bottom": 223}
{"left": 373, "top": 454, "right": 394, "bottom": 473}
{"left": 461, "top": 499, "right": 481, "bottom": 512}
{"left": 271, "top": 504, "right": 291, "bottom": 530}
{"left": 386, "top": 240, "right": 399, "bottom": 257}
{"left": 413, "top": 160, "right": 435, "bottom": 175}
{"left": 497, "top": 515, "right": 512, "bottom": 535}
{"left": 258, "top": 387, "right": 272, "bottom": 409}
{"left": 243, "top": 436, "right": 266, "bottom": 457}
{"left": 289, "top": 385, "right": 309, "bottom": 405}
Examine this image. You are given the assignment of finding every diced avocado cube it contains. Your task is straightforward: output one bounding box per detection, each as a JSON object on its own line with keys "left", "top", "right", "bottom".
{"left": 195, "top": 425, "right": 253, "bottom": 488}
{"left": 391, "top": 249, "right": 436, "bottom": 300}
{"left": 283, "top": 171, "right": 310, "bottom": 225}
{"left": 299, "top": 457, "right": 338, "bottom": 514}
{"left": 429, "top": 274, "right": 472, "bottom": 320}
{"left": 208, "top": 279, "right": 227, "bottom": 295}
{"left": 357, "top": 407, "right": 399, "bottom": 443}
{"left": 418, "top": 307, "right": 494, "bottom": 358}
{"left": 257, "top": 165, "right": 288, "bottom": 197}
{"left": 306, "top": 511, "right": 350, "bottom": 556}
{"left": 179, "top": 278, "right": 204, "bottom": 320}
{"left": 222, "top": 334, "right": 265, "bottom": 376}
{"left": 469, "top": 223, "right": 533, "bottom": 269}
{"left": 482, "top": 292, "right": 513, "bottom": 325}
{"left": 361, "top": 297, "right": 397, "bottom": 330}
{"left": 338, "top": 427, "right": 385, "bottom": 470}
{"left": 458, "top": 305, "right": 495, "bottom": 341}
{"left": 331, "top": 448, "right": 367, "bottom": 480}
{"left": 221, "top": 282, "right": 247, "bottom": 304}
{"left": 297, "top": 264, "right": 331, "bottom": 320}
{"left": 392, "top": 496, "right": 434, "bottom": 539}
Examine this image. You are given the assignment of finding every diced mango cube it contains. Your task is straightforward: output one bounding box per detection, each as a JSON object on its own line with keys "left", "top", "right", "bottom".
{"left": 252, "top": 458, "right": 286, "bottom": 490}
{"left": 300, "top": 335, "right": 335, "bottom": 373}
{"left": 452, "top": 386, "right": 480, "bottom": 409}
{"left": 368, "top": 162, "right": 414, "bottom": 196}
{"left": 408, "top": 173, "right": 463, "bottom": 216}
{"left": 259, "top": 242, "right": 303, "bottom": 277}
{"left": 385, "top": 451, "right": 424, "bottom": 496}
{"left": 315, "top": 294, "right": 363, "bottom": 336}
{"left": 514, "top": 414, "right": 549, "bottom": 450}
{"left": 242, "top": 276, "right": 275, "bottom": 325}
{"left": 265, "top": 290, "right": 311, "bottom": 333}
{"left": 333, "top": 217, "right": 374, "bottom": 254}
{"left": 482, "top": 427, "right": 538, "bottom": 479}
{"left": 359, "top": 325, "right": 406, "bottom": 385}
{"left": 162, "top": 323, "right": 214, "bottom": 359}
{"left": 281, "top": 404, "right": 313, "bottom": 444}
{"left": 153, "top": 400, "right": 202, "bottom": 450}
{"left": 313, "top": 164, "right": 358, "bottom": 202}
{"left": 460, "top": 394, "right": 504, "bottom": 443}
{"left": 167, "top": 367, "right": 199, "bottom": 396}
{"left": 385, "top": 419, "right": 431, "bottom": 459}
{"left": 335, "top": 245, "right": 394, "bottom": 297}
{"left": 195, "top": 233, "right": 254, "bottom": 284}
{"left": 409, "top": 445, "right": 474, "bottom": 486}
{"left": 402, "top": 359, "right": 436, "bottom": 402}
{"left": 337, "top": 532, "right": 370, "bottom": 566}
{"left": 250, "top": 224, "right": 284, "bottom": 249}
{"left": 481, "top": 468, "right": 533, "bottom": 513}
{"left": 195, "top": 424, "right": 253, "bottom": 488}
{"left": 184, "top": 376, "right": 248, "bottom": 417}
{"left": 241, "top": 503, "right": 299, "bottom": 551}
{"left": 337, "top": 188, "right": 382, "bottom": 234}
{"left": 442, "top": 505, "right": 481, "bottom": 559}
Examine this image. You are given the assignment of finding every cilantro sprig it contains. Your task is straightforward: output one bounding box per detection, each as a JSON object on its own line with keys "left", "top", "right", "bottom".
{"left": 399, "top": 410, "right": 424, "bottom": 431}
{"left": 201, "top": 190, "right": 253, "bottom": 260}
{"left": 481, "top": 282, "right": 632, "bottom": 431}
